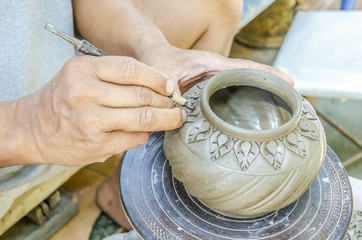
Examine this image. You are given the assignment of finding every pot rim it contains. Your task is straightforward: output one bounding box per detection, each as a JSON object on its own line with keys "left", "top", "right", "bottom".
{"left": 200, "top": 68, "right": 302, "bottom": 141}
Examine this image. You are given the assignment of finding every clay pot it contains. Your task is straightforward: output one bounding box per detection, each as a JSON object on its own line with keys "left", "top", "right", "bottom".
{"left": 164, "top": 69, "right": 326, "bottom": 218}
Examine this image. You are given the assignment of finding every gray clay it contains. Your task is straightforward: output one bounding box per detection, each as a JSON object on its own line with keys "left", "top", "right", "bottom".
{"left": 164, "top": 68, "right": 326, "bottom": 218}
{"left": 210, "top": 86, "right": 292, "bottom": 131}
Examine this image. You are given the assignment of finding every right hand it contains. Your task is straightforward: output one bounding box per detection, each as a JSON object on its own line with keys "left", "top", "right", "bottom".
{"left": 15, "top": 55, "right": 186, "bottom": 166}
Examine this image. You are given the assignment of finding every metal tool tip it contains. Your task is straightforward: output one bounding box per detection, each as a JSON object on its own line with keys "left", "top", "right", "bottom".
{"left": 45, "top": 24, "right": 54, "bottom": 30}
{"left": 184, "top": 102, "right": 195, "bottom": 111}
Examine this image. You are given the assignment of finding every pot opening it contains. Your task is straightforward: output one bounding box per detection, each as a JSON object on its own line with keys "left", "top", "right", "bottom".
{"left": 209, "top": 86, "right": 292, "bottom": 131}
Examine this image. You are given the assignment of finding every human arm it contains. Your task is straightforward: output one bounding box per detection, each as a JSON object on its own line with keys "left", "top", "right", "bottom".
{"left": 73, "top": 0, "right": 294, "bottom": 93}
{"left": 0, "top": 56, "right": 185, "bottom": 167}
{"left": 73, "top": 0, "right": 168, "bottom": 59}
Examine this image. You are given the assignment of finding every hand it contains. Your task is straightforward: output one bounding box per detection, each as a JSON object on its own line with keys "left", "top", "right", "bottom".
{"left": 139, "top": 43, "right": 294, "bottom": 94}
{"left": 8, "top": 56, "right": 185, "bottom": 166}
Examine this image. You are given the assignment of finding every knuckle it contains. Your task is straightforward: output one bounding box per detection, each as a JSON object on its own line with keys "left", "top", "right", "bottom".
{"left": 61, "top": 57, "right": 97, "bottom": 103}
{"left": 63, "top": 56, "right": 93, "bottom": 75}
{"left": 62, "top": 58, "right": 78, "bottom": 74}
{"left": 134, "top": 86, "right": 153, "bottom": 106}
{"left": 120, "top": 57, "right": 139, "bottom": 82}
{"left": 137, "top": 107, "right": 154, "bottom": 129}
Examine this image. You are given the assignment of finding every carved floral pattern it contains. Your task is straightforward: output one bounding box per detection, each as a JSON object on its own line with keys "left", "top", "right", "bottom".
{"left": 184, "top": 83, "right": 321, "bottom": 171}
{"left": 209, "top": 131, "right": 234, "bottom": 161}
{"left": 186, "top": 102, "right": 202, "bottom": 123}
{"left": 283, "top": 131, "right": 307, "bottom": 158}
{"left": 301, "top": 98, "right": 318, "bottom": 120}
{"left": 299, "top": 118, "right": 319, "bottom": 141}
{"left": 260, "top": 140, "right": 285, "bottom": 170}
{"left": 186, "top": 82, "right": 206, "bottom": 103}
{"left": 234, "top": 140, "right": 259, "bottom": 170}
{"left": 187, "top": 118, "right": 213, "bottom": 143}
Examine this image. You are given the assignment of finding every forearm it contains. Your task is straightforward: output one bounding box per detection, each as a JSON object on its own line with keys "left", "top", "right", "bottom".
{"left": 0, "top": 98, "right": 40, "bottom": 167}
{"left": 73, "top": 0, "right": 170, "bottom": 60}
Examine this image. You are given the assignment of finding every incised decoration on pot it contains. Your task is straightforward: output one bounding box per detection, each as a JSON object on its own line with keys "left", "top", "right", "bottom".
{"left": 164, "top": 69, "right": 326, "bottom": 218}
{"left": 185, "top": 83, "right": 319, "bottom": 171}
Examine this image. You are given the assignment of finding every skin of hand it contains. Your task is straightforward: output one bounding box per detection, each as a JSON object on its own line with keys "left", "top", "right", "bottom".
{"left": 0, "top": 56, "right": 186, "bottom": 167}
{"left": 138, "top": 43, "right": 295, "bottom": 94}
{"left": 72, "top": 0, "right": 293, "bottom": 94}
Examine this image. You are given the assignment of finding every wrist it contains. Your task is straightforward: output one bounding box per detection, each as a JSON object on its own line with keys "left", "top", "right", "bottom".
{"left": 0, "top": 96, "right": 44, "bottom": 167}
{"left": 135, "top": 38, "right": 172, "bottom": 63}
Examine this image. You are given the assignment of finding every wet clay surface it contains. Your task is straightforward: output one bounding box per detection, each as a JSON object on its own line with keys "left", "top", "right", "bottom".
{"left": 209, "top": 86, "right": 292, "bottom": 131}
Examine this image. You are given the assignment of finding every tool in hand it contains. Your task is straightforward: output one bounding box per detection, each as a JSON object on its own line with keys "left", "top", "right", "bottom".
{"left": 44, "top": 24, "right": 195, "bottom": 111}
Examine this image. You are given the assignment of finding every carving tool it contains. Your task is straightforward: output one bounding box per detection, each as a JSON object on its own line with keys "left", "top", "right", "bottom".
{"left": 44, "top": 24, "right": 195, "bottom": 110}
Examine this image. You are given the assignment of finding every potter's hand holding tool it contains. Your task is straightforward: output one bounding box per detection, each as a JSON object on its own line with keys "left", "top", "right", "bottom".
{"left": 45, "top": 24, "right": 194, "bottom": 111}
{"left": 4, "top": 31, "right": 187, "bottom": 167}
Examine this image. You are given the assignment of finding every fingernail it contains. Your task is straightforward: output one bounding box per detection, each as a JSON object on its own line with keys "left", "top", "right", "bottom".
{"left": 182, "top": 109, "right": 187, "bottom": 123}
{"left": 165, "top": 79, "right": 174, "bottom": 95}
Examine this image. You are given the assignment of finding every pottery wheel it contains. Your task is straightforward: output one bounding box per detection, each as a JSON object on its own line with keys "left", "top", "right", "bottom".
{"left": 120, "top": 131, "right": 352, "bottom": 239}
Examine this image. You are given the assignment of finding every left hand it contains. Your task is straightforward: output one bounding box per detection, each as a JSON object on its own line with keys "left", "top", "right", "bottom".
{"left": 140, "top": 43, "right": 294, "bottom": 94}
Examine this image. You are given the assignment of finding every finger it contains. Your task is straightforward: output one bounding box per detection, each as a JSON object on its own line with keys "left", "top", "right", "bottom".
{"left": 257, "top": 64, "right": 295, "bottom": 87}
{"left": 100, "top": 106, "right": 186, "bottom": 132}
{"left": 103, "top": 131, "right": 150, "bottom": 154}
{"left": 226, "top": 59, "right": 295, "bottom": 86}
{"left": 87, "top": 56, "right": 175, "bottom": 96}
{"left": 96, "top": 82, "right": 173, "bottom": 108}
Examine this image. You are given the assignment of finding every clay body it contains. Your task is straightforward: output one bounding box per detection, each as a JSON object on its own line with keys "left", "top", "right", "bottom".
{"left": 164, "top": 69, "right": 326, "bottom": 218}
